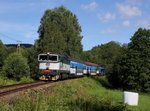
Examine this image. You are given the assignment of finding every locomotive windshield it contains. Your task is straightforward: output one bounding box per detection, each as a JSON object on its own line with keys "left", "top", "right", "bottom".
{"left": 38, "top": 54, "right": 58, "bottom": 62}
{"left": 39, "top": 55, "right": 47, "bottom": 60}
{"left": 48, "top": 55, "right": 57, "bottom": 61}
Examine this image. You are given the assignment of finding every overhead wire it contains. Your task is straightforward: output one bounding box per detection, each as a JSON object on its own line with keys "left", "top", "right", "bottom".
{"left": 0, "top": 32, "right": 33, "bottom": 46}
{"left": 0, "top": 32, "right": 19, "bottom": 42}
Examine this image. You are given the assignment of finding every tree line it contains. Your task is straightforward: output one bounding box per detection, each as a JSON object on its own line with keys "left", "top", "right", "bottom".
{"left": 0, "top": 6, "right": 149, "bottom": 92}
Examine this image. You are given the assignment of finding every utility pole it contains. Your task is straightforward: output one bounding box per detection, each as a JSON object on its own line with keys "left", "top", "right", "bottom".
{"left": 17, "top": 41, "right": 21, "bottom": 54}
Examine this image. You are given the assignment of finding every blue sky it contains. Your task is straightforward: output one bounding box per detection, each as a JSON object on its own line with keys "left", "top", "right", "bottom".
{"left": 0, "top": 0, "right": 150, "bottom": 50}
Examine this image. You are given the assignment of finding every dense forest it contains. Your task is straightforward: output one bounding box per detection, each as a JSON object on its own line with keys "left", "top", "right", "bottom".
{"left": 0, "top": 6, "right": 149, "bottom": 92}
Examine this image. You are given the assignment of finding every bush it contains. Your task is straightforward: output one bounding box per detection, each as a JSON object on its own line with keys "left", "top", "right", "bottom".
{"left": 20, "top": 76, "right": 34, "bottom": 83}
{"left": 91, "top": 76, "right": 113, "bottom": 89}
{"left": 0, "top": 75, "right": 18, "bottom": 85}
{"left": 2, "top": 53, "right": 30, "bottom": 81}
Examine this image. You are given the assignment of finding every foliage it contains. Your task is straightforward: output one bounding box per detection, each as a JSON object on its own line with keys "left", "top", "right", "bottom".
{"left": 20, "top": 76, "right": 34, "bottom": 83}
{"left": 0, "top": 75, "right": 34, "bottom": 86}
{"left": 109, "top": 28, "right": 150, "bottom": 92}
{"left": 2, "top": 53, "right": 30, "bottom": 81}
{"left": 81, "top": 41, "right": 123, "bottom": 73}
{"left": 81, "top": 50, "right": 92, "bottom": 62}
{"left": 3, "top": 43, "right": 38, "bottom": 77}
{"left": 91, "top": 76, "right": 113, "bottom": 88}
{"left": 0, "top": 40, "right": 37, "bottom": 79}
{"left": 0, "top": 40, "right": 8, "bottom": 70}
{"left": 6, "top": 47, "right": 16, "bottom": 54}
{"left": 37, "top": 6, "right": 83, "bottom": 59}
{"left": 0, "top": 75, "right": 17, "bottom": 85}
{"left": 23, "top": 46, "right": 38, "bottom": 77}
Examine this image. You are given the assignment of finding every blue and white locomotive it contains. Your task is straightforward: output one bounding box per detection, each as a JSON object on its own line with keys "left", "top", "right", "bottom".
{"left": 38, "top": 52, "right": 105, "bottom": 80}
{"left": 38, "top": 53, "right": 70, "bottom": 80}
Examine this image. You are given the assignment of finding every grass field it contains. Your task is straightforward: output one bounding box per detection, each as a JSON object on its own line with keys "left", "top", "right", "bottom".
{"left": 90, "top": 76, "right": 150, "bottom": 111}
{"left": 0, "top": 76, "right": 149, "bottom": 111}
{"left": 0, "top": 76, "right": 34, "bottom": 86}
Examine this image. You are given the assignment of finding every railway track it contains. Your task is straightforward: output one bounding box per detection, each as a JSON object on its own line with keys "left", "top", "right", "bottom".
{"left": 0, "top": 77, "right": 80, "bottom": 99}
{"left": 0, "top": 81, "right": 43, "bottom": 90}
{"left": 0, "top": 81, "right": 52, "bottom": 98}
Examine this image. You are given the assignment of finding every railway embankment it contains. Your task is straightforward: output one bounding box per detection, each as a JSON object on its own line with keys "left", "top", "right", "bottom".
{"left": 0, "top": 77, "right": 149, "bottom": 111}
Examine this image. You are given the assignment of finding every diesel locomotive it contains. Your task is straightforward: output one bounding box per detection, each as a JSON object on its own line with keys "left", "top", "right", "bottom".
{"left": 38, "top": 52, "right": 105, "bottom": 80}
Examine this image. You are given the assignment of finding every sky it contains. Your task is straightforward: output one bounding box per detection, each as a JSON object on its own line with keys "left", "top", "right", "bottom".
{"left": 0, "top": 0, "right": 150, "bottom": 50}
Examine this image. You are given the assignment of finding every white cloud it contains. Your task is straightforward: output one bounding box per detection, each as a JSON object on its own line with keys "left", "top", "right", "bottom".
{"left": 136, "top": 19, "right": 150, "bottom": 29}
{"left": 81, "top": 2, "right": 98, "bottom": 11}
{"left": 122, "top": 20, "right": 130, "bottom": 27}
{"left": 97, "top": 12, "right": 115, "bottom": 22}
{"left": 100, "top": 28, "right": 116, "bottom": 34}
{"left": 117, "top": 3, "right": 142, "bottom": 18}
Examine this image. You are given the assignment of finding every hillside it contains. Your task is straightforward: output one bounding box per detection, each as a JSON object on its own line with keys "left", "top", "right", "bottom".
{"left": 5, "top": 44, "right": 33, "bottom": 48}
{"left": 0, "top": 77, "right": 149, "bottom": 111}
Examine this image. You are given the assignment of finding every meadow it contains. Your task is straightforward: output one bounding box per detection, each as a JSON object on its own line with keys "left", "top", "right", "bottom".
{"left": 0, "top": 76, "right": 149, "bottom": 111}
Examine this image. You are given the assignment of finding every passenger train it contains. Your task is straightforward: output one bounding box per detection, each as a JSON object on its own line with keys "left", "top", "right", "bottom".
{"left": 38, "top": 52, "right": 105, "bottom": 80}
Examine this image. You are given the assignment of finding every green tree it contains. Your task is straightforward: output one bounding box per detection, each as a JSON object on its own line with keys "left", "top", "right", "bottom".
{"left": 37, "top": 6, "right": 83, "bottom": 59}
{"left": 17, "top": 45, "right": 38, "bottom": 77}
{"left": 2, "top": 53, "right": 30, "bottom": 81}
{"left": 82, "top": 41, "right": 122, "bottom": 73}
{"left": 81, "top": 50, "right": 92, "bottom": 62}
{"left": 26, "top": 46, "right": 38, "bottom": 77}
{"left": 0, "top": 40, "right": 8, "bottom": 70}
{"left": 110, "top": 28, "right": 150, "bottom": 92}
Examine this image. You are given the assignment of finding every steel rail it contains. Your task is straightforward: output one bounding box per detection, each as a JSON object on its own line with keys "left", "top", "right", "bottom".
{"left": 0, "top": 81, "right": 43, "bottom": 89}
{"left": 0, "top": 81, "right": 52, "bottom": 97}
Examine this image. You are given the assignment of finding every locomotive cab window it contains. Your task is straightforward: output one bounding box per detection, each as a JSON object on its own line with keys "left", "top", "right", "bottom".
{"left": 48, "top": 55, "right": 57, "bottom": 61}
{"left": 39, "top": 55, "right": 47, "bottom": 61}
{"left": 38, "top": 54, "right": 58, "bottom": 62}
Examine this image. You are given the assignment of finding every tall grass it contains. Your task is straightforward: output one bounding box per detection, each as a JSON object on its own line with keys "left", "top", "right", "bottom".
{"left": 0, "top": 76, "right": 18, "bottom": 85}
{"left": 0, "top": 77, "right": 149, "bottom": 111}
{"left": 91, "top": 76, "right": 150, "bottom": 111}
{"left": 0, "top": 76, "right": 34, "bottom": 86}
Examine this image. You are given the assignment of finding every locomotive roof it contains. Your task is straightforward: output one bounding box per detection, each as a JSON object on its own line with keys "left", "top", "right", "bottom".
{"left": 38, "top": 52, "right": 68, "bottom": 57}
{"left": 38, "top": 52, "right": 99, "bottom": 66}
{"left": 38, "top": 52, "right": 59, "bottom": 55}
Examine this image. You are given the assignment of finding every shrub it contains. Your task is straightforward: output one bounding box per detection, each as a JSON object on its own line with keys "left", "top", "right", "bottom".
{"left": 2, "top": 53, "right": 30, "bottom": 81}
{"left": 20, "top": 76, "right": 34, "bottom": 83}
{"left": 91, "top": 76, "right": 113, "bottom": 88}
